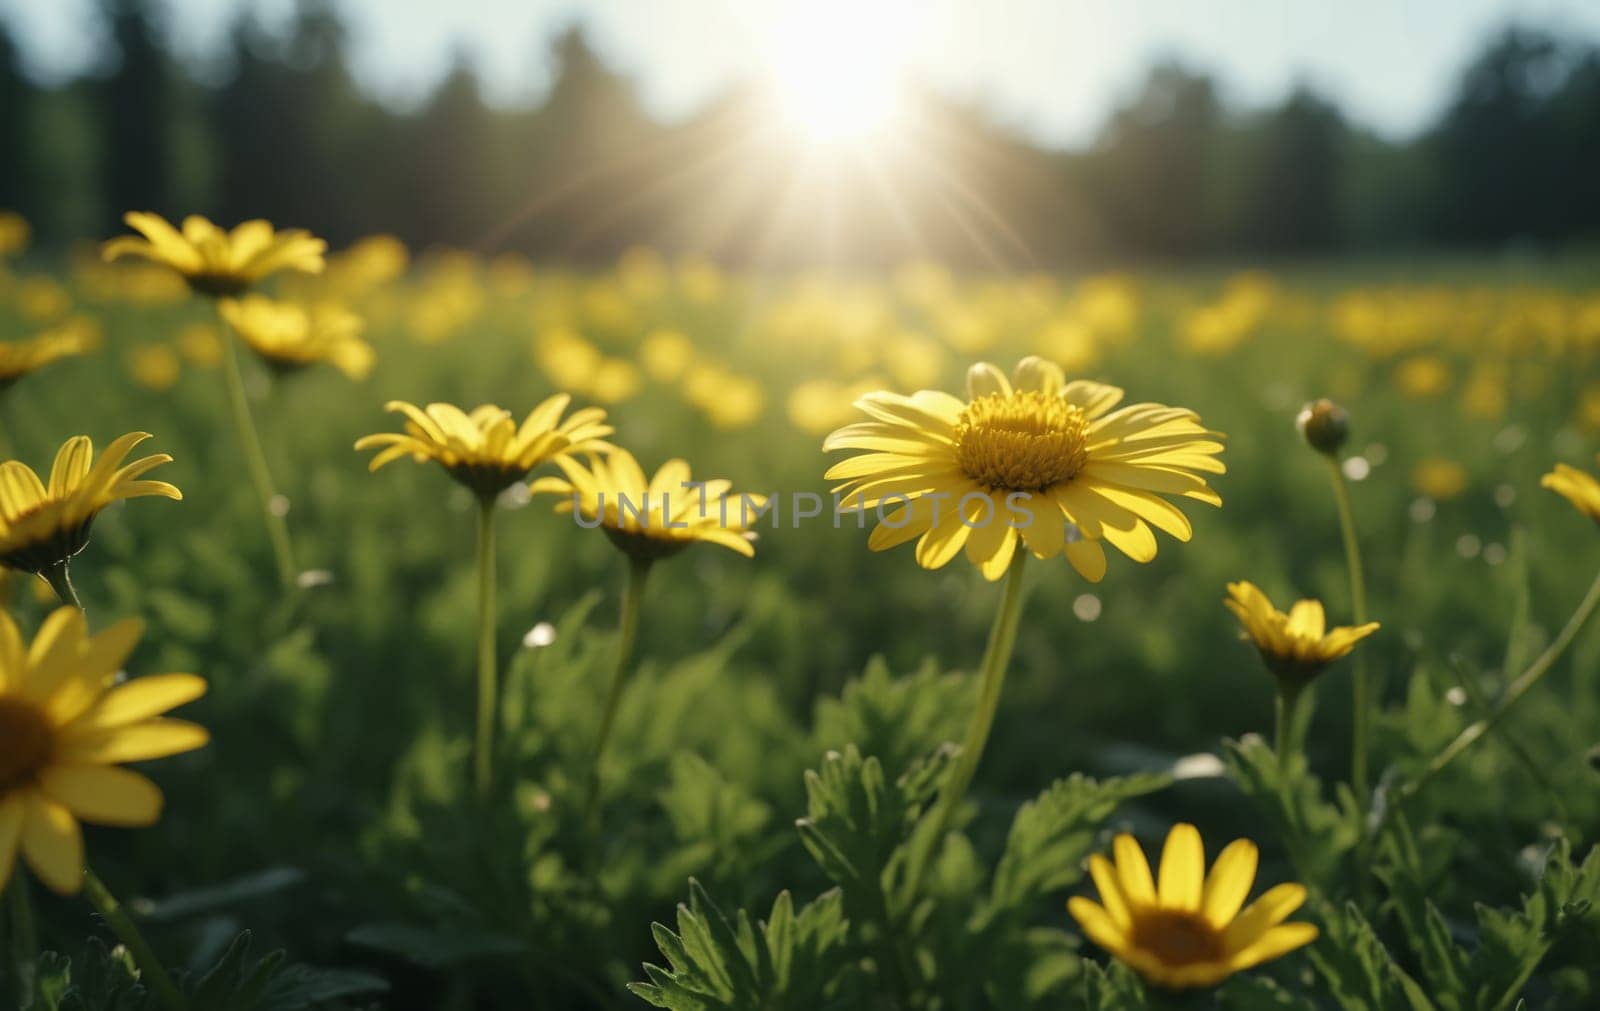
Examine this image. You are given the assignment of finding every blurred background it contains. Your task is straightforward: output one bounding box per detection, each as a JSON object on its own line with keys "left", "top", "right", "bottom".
{"left": 2, "top": 0, "right": 1599, "bottom": 266}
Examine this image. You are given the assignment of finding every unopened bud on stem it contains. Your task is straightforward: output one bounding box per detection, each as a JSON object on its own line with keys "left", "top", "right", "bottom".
{"left": 1297, "top": 399, "right": 1350, "bottom": 456}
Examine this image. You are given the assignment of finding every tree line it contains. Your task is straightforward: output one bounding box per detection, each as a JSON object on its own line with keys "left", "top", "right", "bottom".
{"left": 2, "top": 0, "right": 1598, "bottom": 267}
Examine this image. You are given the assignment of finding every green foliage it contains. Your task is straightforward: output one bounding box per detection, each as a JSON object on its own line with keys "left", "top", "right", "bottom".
{"left": 984, "top": 771, "right": 1171, "bottom": 920}
{"left": 629, "top": 883, "right": 855, "bottom": 1010}
{"left": 1223, "top": 736, "right": 1363, "bottom": 887}
{"left": 24, "top": 934, "right": 384, "bottom": 1011}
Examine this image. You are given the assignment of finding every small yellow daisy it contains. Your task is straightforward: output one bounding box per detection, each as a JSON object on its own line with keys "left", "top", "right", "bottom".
{"left": 1225, "top": 581, "right": 1379, "bottom": 682}
{"left": 1069, "top": 824, "right": 1318, "bottom": 990}
{"left": 530, "top": 447, "right": 763, "bottom": 561}
{"left": 0, "top": 607, "right": 208, "bottom": 894}
{"left": 0, "top": 327, "right": 96, "bottom": 394}
{"left": 102, "top": 212, "right": 326, "bottom": 297}
{"left": 0, "top": 434, "right": 182, "bottom": 576}
{"left": 219, "top": 295, "right": 374, "bottom": 379}
{"left": 824, "top": 356, "right": 1224, "bottom": 582}
{"left": 354, "top": 396, "right": 613, "bottom": 500}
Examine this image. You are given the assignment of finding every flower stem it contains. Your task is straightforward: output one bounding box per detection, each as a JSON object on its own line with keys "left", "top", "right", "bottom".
{"left": 4, "top": 875, "right": 37, "bottom": 1008}
{"left": 906, "top": 551, "right": 1029, "bottom": 898}
{"left": 83, "top": 867, "right": 186, "bottom": 1011}
{"left": 1323, "top": 455, "right": 1371, "bottom": 800}
{"left": 1402, "top": 564, "right": 1600, "bottom": 802}
{"left": 474, "top": 498, "right": 498, "bottom": 801}
{"left": 1275, "top": 681, "right": 1305, "bottom": 762}
{"left": 218, "top": 318, "right": 297, "bottom": 591}
{"left": 584, "top": 555, "right": 651, "bottom": 830}
{"left": 41, "top": 561, "right": 83, "bottom": 611}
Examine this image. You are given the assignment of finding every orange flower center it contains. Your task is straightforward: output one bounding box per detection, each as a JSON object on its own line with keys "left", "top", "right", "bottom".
{"left": 955, "top": 391, "right": 1089, "bottom": 491}
{"left": 0, "top": 696, "right": 54, "bottom": 791}
{"left": 1130, "top": 910, "right": 1224, "bottom": 967}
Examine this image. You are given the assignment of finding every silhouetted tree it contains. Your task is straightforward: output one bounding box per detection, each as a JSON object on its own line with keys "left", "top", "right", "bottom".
{"left": 0, "top": 23, "right": 33, "bottom": 214}
{"left": 1244, "top": 86, "right": 1345, "bottom": 253}
{"left": 98, "top": 0, "right": 173, "bottom": 225}
{"left": 1086, "top": 63, "right": 1224, "bottom": 257}
{"left": 1428, "top": 28, "right": 1598, "bottom": 243}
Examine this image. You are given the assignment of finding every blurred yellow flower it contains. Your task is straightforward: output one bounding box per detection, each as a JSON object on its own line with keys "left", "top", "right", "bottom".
{"left": 536, "top": 326, "right": 603, "bottom": 390}
{"left": 1225, "top": 581, "right": 1379, "bottom": 681}
{"left": 324, "top": 234, "right": 409, "bottom": 294}
{"left": 639, "top": 327, "right": 694, "bottom": 383}
{"left": 531, "top": 447, "right": 762, "bottom": 560}
{"left": 677, "top": 257, "right": 723, "bottom": 304}
{"left": 176, "top": 322, "right": 223, "bottom": 368}
{"left": 0, "top": 433, "right": 182, "bottom": 576}
{"left": 824, "top": 356, "right": 1224, "bottom": 582}
{"left": 126, "top": 344, "right": 181, "bottom": 391}
{"left": 0, "top": 211, "right": 30, "bottom": 256}
{"left": 219, "top": 295, "right": 373, "bottom": 380}
{"left": 684, "top": 364, "right": 764, "bottom": 430}
{"left": 0, "top": 325, "right": 96, "bottom": 393}
{"left": 589, "top": 358, "right": 643, "bottom": 404}
{"left": 355, "top": 396, "right": 612, "bottom": 500}
{"left": 1394, "top": 355, "right": 1451, "bottom": 399}
{"left": 0, "top": 607, "right": 208, "bottom": 894}
{"left": 1543, "top": 456, "right": 1600, "bottom": 524}
{"left": 102, "top": 212, "right": 325, "bottom": 297}
{"left": 15, "top": 277, "right": 72, "bottom": 323}
{"left": 1411, "top": 458, "right": 1468, "bottom": 500}
{"left": 1069, "top": 824, "right": 1317, "bottom": 990}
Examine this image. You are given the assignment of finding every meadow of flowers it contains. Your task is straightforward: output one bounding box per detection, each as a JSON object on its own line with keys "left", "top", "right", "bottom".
{"left": 2, "top": 210, "right": 1600, "bottom": 1009}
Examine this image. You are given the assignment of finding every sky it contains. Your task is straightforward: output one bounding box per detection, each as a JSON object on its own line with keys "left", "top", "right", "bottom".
{"left": 4, "top": 0, "right": 1600, "bottom": 148}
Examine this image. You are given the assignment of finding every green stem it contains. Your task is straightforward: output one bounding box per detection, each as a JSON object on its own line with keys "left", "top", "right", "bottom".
{"left": 584, "top": 555, "right": 651, "bottom": 829}
{"left": 474, "top": 499, "right": 498, "bottom": 801}
{"left": 1323, "top": 455, "right": 1371, "bottom": 801}
{"left": 4, "top": 875, "right": 37, "bottom": 1008}
{"left": 218, "top": 319, "right": 297, "bottom": 591}
{"left": 42, "top": 561, "right": 83, "bottom": 611}
{"left": 1275, "top": 681, "right": 1305, "bottom": 762}
{"left": 906, "top": 551, "right": 1029, "bottom": 898}
{"left": 83, "top": 868, "right": 186, "bottom": 1011}
{"left": 1402, "top": 565, "right": 1600, "bottom": 802}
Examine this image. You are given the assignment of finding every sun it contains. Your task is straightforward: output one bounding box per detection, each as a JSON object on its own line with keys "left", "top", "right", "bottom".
{"left": 764, "top": 0, "right": 914, "bottom": 146}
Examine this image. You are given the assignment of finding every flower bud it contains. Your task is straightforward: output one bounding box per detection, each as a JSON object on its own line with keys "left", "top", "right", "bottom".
{"left": 1297, "top": 399, "right": 1350, "bottom": 456}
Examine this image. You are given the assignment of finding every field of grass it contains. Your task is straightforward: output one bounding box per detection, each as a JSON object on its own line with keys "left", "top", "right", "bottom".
{"left": 3, "top": 236, "right": 1600, "bottom": 1009}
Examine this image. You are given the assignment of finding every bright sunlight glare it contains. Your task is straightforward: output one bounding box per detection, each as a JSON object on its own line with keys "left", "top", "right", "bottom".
{"left": 765, "top": 0, "right": 915, "bottom": 146}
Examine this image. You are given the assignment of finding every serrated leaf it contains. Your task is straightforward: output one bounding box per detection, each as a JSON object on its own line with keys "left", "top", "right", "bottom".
{"left": 633, "top": 883, "right": 851, "bottom": 1010}
{"left": 986, "top": 771, "right": 1170, "bottom": 919}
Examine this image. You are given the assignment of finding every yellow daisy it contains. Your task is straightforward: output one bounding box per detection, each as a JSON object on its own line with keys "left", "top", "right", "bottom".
{"left": 101, "top": 212, "right": 326, "bottom": 297}
{"left": 219, "top": 295, "right": 374, "bottom": 379}
{"left": 0, "top": 327, "right": 95, "bottom": 393}
{"left": 1225, "top": 581, "right": 1380, "bottom": 681}
{"left": 0, "top": 434, "right": 182, "bottom": 576}
{"left": 0, "top": 607, "right": 208, "bottom": 894}
{"left": 1069, "top": 824, "right": 1318, "bottom": 990}
{"left": 823, "top": 356, "right": 1224, "bottom": 581}
{"left": 530, "top": 447, "right": 763, "bottom": 561}
{"left": 354, "top": 396, "right": 613, "bottom": 500}
{"left": 1543, "top": 456, "right": 1600, "bottom": 524}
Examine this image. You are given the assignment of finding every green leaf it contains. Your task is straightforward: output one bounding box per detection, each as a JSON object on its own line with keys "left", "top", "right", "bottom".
{"left": 630, "top": 882, "right": 852, "bottom": 1010}
{"left": 1223, "top": 735, "right": 1361, "bottom": 888}
{"left": 185, "top": 931, "right": 387, "bottom": 1011}
{"left": 137, "top": 867, "right": 306, "bottom": 924}
{"left": 795, "top": 744, "right": 953, "bottom": 930}
{"left": 985, "top": 771, "right": 1171, "bottom": 919}
{"left": 1306, "top": 901, "right": 1435, "bottom": 1011}
{"left": 812, "top": 656, "right": 969, "bottom": 781}
{"left": 1079, "top": 959, "right": 1151, "bottom": 1010}
{"left": 344, "top": 923, "right": 523, "bottom": 970}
